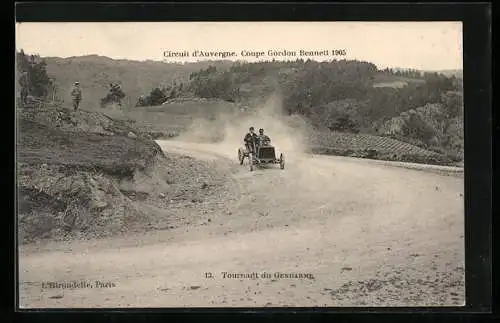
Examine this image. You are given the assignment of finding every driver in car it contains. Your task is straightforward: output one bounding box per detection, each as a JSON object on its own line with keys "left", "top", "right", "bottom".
{"left": 244, "top": 127, "right": 259, "bottom": 153}
{"left": 258, "top": 128, "right": 271, "bottom": 146}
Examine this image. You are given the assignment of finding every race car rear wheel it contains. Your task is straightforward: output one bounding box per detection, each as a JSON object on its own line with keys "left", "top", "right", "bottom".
{"left": 279, "top": 153, "right": 285, "bottom": 170}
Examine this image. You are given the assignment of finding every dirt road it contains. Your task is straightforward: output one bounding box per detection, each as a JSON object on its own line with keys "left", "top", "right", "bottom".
{"left": 19, "top": 140, "right": 465, "bottom": 308}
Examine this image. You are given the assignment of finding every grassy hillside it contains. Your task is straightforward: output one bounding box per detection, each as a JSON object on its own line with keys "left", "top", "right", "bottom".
{"left": 102, "top": 98, "right": 239, "bottom": 137}
{"left": 43, "top": 55, "right": 233, "bottom": 110}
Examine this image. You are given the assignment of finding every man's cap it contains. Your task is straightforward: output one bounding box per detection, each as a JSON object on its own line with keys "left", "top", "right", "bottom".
{"left": 259, "top": 128, "right": 264, "bottom": 132}
{"left": 74, "top": 81, "right": 79, "bottom": 84}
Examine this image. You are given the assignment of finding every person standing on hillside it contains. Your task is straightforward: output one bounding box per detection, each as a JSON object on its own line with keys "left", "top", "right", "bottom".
{"left": 70, "top": 81, "right": 82, "bottom": 111}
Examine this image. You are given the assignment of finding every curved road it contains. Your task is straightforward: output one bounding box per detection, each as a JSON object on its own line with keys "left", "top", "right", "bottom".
{"left": 19, "top": 140, "right": 464, "bottom": 308}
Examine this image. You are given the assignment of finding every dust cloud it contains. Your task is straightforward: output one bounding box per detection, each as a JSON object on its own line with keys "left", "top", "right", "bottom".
{"left": 176, "top": 93, "right": 312, "bottom": 164}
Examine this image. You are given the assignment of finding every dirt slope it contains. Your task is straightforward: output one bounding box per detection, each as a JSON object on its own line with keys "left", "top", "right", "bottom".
{"left": 17, "top": 107, "right": 237, "bottom": 244}
{"left": 19, "top": 139, "right": 464, "bottom": 308}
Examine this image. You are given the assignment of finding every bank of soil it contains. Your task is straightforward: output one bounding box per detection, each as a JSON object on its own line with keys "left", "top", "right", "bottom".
{"left": 17, "top": 107, "right": 238, "bottom": 244}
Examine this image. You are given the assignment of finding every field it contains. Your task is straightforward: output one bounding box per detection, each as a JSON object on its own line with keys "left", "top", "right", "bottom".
{"left": 307, "top": 131, "right": 456, "bottom": 165}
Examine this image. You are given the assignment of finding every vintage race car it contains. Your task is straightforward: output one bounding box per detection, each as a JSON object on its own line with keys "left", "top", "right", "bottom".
{"left": 238, "top": 140, "right": 285, "bottom": 171}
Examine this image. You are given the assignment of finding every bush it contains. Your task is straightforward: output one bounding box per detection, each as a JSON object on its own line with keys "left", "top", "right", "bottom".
{"left": 308, "top": 99, "right": 367, "bottom": 133}
{"left": 101, "top": 84, "right": 126, "bottom": 108}
{"left": 136, "top": 87, "right": 171, "bottom": 107}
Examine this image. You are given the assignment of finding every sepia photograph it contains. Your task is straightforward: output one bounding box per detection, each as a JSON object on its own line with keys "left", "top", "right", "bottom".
{"left": 16, "top": 21, "right": 465, "bottom": 308}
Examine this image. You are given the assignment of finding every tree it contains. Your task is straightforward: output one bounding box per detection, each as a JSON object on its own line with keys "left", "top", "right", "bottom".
{"left": 309, "top": 99, "right": 367, "bottom": 133}
{"left": 136, "top": 95, "right": 149, "bottom": 107}
{"left": 16, "top": 50, "right": 53, "bottom": 101}
{"left": 333, "top": 115, "right": 360, "bottom": 133}
{"left": 149, "top": 87, "right": 167, "bottom": 105}
{"left": 441, "top": 91, "right": 463, "bottom": 118}
{"left": 135, "top": 87, "right": 168, "bottom": 107}
{"left": 382, "top": 101, "right": 461, "bottom": 154}
{"left": 100, "top": 84, "right": 126, "bottom": 108}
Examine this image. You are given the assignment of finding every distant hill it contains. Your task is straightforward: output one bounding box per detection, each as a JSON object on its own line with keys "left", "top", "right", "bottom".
{"left": 43, "top": 54, "right": 461, "bottom": 110}
{"left": 42, "top": 55, "right": 233, "bottom": 110}
{"left": 387, "top": 67, "right": 463, "bottom": 80}
{"left": 433, "top": 69, "right": 463, "bottom": 78}
{"left": 372, "top": 74, "right": 426, "bottom": 88}
{"left": 423, "top": 69, "right": 463, "bottom": 79}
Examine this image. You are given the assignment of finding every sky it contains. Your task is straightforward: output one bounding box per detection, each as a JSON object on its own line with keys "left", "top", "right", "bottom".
{"left": 15, "top": 22, "right": 463, "bottom": 70}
